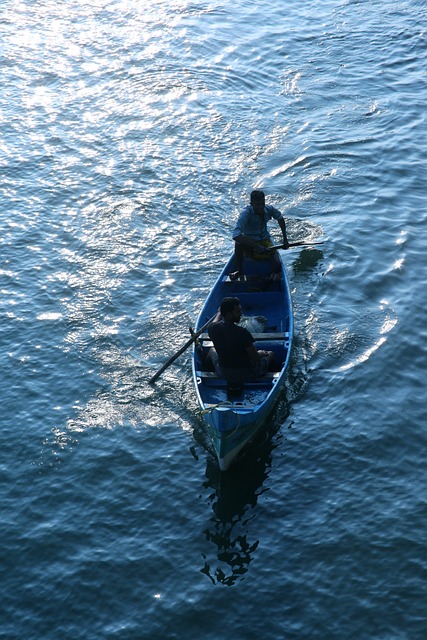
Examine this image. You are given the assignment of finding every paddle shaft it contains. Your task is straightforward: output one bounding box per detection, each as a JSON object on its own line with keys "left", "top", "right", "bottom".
{"left": 270, "top": 240, "right": 324, "bottom": 250}
{"left": 148, "top": 313, "right": 217, "bottom": 384}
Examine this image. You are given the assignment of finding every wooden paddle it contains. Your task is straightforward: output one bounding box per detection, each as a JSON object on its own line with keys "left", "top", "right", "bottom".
{"left": 269, "top": 240, "right": 324, "bottom": 250}
{"left": 148, "top": 313, "right": 217, "bottom": 384}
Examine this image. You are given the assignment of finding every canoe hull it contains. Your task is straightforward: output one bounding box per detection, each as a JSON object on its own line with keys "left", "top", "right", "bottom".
{"left": 200, "top": 381, "right": 288, "bottom": 470}
{"left": 192, "top": 252, "right": 293, "bottom": 470}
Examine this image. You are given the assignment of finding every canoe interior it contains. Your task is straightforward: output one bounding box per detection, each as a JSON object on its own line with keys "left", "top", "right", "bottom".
{"left": 193, "top": 254, "right": 292, "bottom": 409}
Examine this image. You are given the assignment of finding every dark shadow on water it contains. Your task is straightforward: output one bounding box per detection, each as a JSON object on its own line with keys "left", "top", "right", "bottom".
{"left": 292, "top": 248, "right": 324, "bottom": 275}
{"left": 198, "top": 399, "right": 289, "bottom": 586}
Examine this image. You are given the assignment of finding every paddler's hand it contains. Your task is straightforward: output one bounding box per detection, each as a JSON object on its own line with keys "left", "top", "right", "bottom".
{"left": 281, "top": 239, "right": 290, "bottom": 250}
{"left": 256, "top": 244, "right": 269, "bottom": 254}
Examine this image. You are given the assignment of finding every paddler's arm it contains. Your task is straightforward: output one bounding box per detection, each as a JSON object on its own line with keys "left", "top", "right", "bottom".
{"left": 278, "top": 217, "right": 289, "bottom": 249}
{"left": 246, "top": 344, "right": 262, "bottom": 363}
{"left": 207, "top": 310, "right": 223, "bottom": 342}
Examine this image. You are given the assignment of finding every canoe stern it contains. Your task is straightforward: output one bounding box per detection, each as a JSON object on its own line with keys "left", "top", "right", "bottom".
{"left": 202, "top": 405, "right": 265, "bottom": 471}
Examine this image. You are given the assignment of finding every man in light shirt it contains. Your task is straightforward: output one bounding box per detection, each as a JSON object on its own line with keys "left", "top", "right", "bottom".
{"left": 230, "top": 189, "right": 289, "bottom": 279}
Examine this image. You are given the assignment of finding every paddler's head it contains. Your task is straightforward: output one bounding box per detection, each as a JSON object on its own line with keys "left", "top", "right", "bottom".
{"left": 250, "top": 189, "right": 265, "bottom": 216}
{"left": 220, "top": 297, "right": 242, "bottom": 323}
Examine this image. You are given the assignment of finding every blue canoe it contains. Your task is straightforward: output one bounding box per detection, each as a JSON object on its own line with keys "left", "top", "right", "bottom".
{"left": 192, "top": 252, "right": 293, "bottom": 471}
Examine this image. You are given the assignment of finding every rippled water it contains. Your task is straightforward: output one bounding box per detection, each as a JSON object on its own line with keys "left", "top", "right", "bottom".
{"left": 1, "top": 1, "right": 426, "bottom": 638}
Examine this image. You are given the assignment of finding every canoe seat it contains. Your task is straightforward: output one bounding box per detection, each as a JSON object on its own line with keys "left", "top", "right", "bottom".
{"left": 222, "top": 274, "right": 274, "bottom": 283}
{"left": 199, "top": 332, "right": 289, "bottom": 341}
{"left": 196, "top": 371, "right": 280, "bottom": 381}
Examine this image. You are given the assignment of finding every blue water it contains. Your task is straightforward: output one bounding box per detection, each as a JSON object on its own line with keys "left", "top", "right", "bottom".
{"left": 1, "top": 0, "right": 426, "bottom": 638}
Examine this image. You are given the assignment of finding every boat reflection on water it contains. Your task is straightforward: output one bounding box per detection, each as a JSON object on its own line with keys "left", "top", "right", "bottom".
{"left": 199, "top": 403, "right": 287, "bottom": 586}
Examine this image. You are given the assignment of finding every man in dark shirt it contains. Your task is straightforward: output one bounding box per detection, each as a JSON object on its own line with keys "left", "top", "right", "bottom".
{"left": 207, "top": 297, "right": 274, "bottom": 383}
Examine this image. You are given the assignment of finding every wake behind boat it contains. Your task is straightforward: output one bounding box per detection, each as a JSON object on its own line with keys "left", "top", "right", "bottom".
{"left": 192, "top": 252, "right": 293, "bottom": 470}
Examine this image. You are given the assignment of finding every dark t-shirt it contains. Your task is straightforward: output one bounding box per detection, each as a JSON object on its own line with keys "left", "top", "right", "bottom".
{"left": 208, "top": 320, "right": 254, "bottom": 369}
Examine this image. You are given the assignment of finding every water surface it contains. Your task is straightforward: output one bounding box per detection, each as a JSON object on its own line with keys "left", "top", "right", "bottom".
{"left": 1, "top": 1, "right": 426, "bottom": 638}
